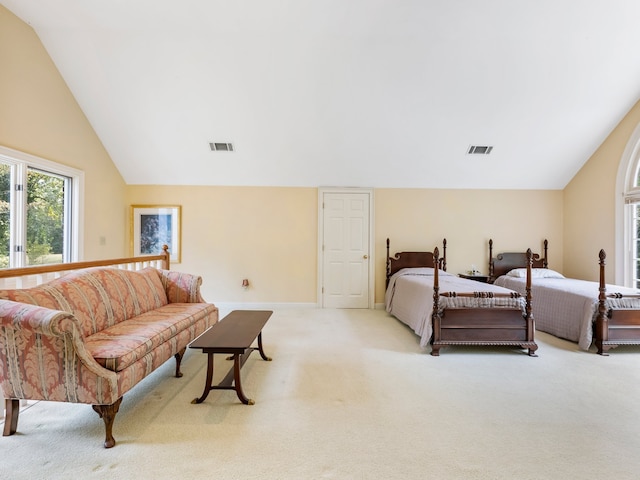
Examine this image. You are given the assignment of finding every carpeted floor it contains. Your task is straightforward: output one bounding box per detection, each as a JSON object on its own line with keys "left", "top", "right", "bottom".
{"left": 3, "top": 308, "right": 640, "bottom": 480}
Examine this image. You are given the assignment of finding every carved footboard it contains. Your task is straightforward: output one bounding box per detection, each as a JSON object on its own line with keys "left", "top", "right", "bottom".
{"left": 595, "top": 250, "right": 640, "bottom": 355}
{"left": 431, "top": 247, "right": 537, "bottom": 356}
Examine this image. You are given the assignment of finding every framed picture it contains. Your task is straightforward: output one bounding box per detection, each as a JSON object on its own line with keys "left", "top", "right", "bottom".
{"left": 130, "top": 205, "right": 181, "bottom": 263}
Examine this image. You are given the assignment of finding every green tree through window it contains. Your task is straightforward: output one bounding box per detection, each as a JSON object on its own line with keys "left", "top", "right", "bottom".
{"left": 26, "top": 169, "right": 65, "bottom": 265}
{"left": 0, "top": 164, "right": 10, "bottom": 267}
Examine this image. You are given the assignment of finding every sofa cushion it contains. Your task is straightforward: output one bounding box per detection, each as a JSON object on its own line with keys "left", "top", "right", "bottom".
{"left": 0, "top": 267, "right": 168, "bottom": 337}
{"left": 84, "top": 302, "right": 216, "bottom": 372}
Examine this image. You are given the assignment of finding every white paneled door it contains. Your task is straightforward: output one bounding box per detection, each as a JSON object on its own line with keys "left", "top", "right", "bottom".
{"left": 320, "top": 190, "right": 372, "bottom": 308}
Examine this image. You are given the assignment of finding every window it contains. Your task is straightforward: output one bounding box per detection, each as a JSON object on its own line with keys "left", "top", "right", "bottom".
{"left": 628, "top": 202, "right": 640, "bottom": 288}
{"left": 623, "top": 165, "right": 640, "bottom": 288}
{"left": 0, "top": 146, "right": 83, "bottom": 268}
{"left": 620, "top": 122, "right": 640, "bottom": 287}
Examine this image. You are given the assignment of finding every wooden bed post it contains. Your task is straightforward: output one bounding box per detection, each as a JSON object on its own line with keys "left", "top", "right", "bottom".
{"left": 488, "top": 239, "right": 494, "bottom": 282}
{"left": 386, "top": 238, "right": 391, "bottom": 288}
{"left": 431, "top": 246, "right": 442, "bottom": 356}
{"left": 525, "top": 248, "right": 537, "bottom": 355}
{"left": 595, "top": 249, "right": 609, "bottom": 356}
{"left": 542, "top": 239, "right": 549, "bottom": 269}
{"left": 441, "top": 239, "right": 447, "bottom": 272}
{"left": 523, "top": 249, "right": 538, "bottom": 356}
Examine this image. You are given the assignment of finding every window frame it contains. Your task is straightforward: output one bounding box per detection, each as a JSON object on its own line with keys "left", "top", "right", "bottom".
{"left": 0, "top": 145, "right": 84, "bottom": 266}
{"left": 624, "top": 154, "right": 640, "bottom": 287}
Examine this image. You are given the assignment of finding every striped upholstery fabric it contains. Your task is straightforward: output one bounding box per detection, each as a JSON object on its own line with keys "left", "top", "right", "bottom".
{"left": 0, "top": 266, "right": 217, "bottom": 405}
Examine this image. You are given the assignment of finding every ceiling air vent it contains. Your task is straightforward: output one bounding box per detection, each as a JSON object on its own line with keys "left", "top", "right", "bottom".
{"left": 209, "top": 142, "right": 234, "bottom": 152}
{"left": 467, "top": 145, "right": 493, "bottom": 155}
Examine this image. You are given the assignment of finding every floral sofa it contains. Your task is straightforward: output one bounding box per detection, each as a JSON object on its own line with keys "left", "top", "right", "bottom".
{"left": 0, "top": 266, "right": 218, "bottom": 448}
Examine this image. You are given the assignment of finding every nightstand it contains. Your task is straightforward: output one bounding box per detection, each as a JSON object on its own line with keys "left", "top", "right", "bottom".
{"left": 458, "top": 273, "right": 490, "bottom": 283}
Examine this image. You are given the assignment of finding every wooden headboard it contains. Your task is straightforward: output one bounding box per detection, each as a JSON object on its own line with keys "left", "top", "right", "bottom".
{"left": 386, "top": 238, "right": 447, "bottom": 287}
{"left": 488, "top": 238, "right": 548, "bottom": 282}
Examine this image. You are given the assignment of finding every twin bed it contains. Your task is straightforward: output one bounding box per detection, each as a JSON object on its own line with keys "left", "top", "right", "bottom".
{"left": 385, "top": 238, "right": 537, "bottom": 356}
{"left": 385, "top": 237, "right": 640, "bottom": 356}
{"left": 489, "top": 239, "right": 640, "bottom": 355}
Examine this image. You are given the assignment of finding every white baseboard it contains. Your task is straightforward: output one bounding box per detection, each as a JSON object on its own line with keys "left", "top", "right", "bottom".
{"left": 212, "top": 302, "right": 319, "bottom": 314}
{"left": 212, "top": 302, "right": 387, "bottom": 313}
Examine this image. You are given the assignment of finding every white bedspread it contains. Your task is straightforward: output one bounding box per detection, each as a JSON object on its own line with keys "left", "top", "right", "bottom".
{"left": 385, "top": 268, "right": 524, "bottom": 348}
{"left": 494, "top": 275, "right": 640, "bottom": 350}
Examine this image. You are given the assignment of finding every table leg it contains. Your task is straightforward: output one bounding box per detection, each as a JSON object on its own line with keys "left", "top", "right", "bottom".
{"left": 232, "top": 353, "right": 254, "bottom": 405}
{"left": 257, "top": 332, "right": 272, "bottom": 361}
{"left": 191, "top": 352, "right": 215, "bottom": 404}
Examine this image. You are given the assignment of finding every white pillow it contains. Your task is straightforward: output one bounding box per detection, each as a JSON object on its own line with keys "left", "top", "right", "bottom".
{"left": 506, "top": 268, "right": 565, "bottom": 279}
{"left": 398, "top": 267, "right": 453, "bottom": 277}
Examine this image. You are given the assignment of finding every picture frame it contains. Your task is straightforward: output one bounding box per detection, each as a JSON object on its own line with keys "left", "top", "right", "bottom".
{"left": 130, "top": 205, "right": 181, "bottom": 263}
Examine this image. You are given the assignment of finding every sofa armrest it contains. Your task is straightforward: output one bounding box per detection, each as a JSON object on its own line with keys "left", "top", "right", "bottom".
{"left": 0, "top": 298, "right": 75, "bottom": 334}
{"left": 0, "top": 299, "right": 119, "bottom": 403}
{"left": 158, "top": 270, "right": 205, "bottom": 303}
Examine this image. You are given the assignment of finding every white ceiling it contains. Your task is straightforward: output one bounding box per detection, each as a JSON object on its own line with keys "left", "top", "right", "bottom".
{"left": 4, "top": 0, "right": 640, "bottom": 189}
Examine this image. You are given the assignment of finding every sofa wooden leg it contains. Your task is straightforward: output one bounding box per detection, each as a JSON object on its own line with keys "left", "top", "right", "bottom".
{"left": 3, "top": 399, "right": 19, "bottom": 436}
{"left": 174, "top": 347, "right": 186, "bottom": 378}
{"left": 92, "top": 397, "right": 122, "bottom": 448}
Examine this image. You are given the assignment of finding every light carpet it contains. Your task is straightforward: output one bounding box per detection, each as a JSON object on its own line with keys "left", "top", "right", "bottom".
{"left": 2, "top": 308, "right": 640, "bottom": 480}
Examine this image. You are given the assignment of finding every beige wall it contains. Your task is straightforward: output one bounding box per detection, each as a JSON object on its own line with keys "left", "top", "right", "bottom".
{"left": 126, "top": 186, "right": 319, "bottom": 304}
{"left": 0, "top": 6, "right": 127, "bottom": 260}
{"left": 374, "top": 189, "right": 563, "bottom": 302}
{"left": 564, "top": 99, "right": 640, "bottom": 283}
{"left": 127, "top": 185, "right": 562, "bottom": 304}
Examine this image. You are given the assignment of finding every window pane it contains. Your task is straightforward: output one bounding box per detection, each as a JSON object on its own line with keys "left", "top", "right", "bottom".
{"left": 631, "top": 203, "right": 640, "bottom": 288}
{"left": 26, "top": 168, "right": 65, "bottom": 266}
{"left": 0, "top": 164, "right": 10, "bottom": 268}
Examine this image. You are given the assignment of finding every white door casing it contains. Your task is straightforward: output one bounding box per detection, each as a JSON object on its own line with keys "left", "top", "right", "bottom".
{"left": 318, "top": 188, "right": 374, "bottom": 308}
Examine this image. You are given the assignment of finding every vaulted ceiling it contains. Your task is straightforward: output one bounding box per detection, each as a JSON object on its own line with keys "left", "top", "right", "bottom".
{"left": 4, "top": 1, "right": 640, "bottom": 189}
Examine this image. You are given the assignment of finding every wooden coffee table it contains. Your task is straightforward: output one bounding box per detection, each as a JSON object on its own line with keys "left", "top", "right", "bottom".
{"left": 189, "top": 310, "right": 272, "bottom": 405}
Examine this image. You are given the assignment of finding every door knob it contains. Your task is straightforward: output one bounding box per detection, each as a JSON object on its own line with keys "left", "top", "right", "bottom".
{"left": 363, "top": 254, "right": 368, "bottom": 259}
